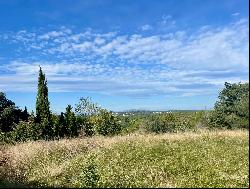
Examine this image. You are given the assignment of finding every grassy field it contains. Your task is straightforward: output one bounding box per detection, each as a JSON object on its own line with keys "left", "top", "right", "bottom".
{"left": 0, "top": 129, "right": 249, "bottom": 188}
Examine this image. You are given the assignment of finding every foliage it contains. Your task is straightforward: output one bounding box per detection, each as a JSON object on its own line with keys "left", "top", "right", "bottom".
{"left": 64, "top": 105, "right": 78, "bottom": 137}
{"left": 0, "top": 92, "right": 15, "bottom": 112}
{"left": 0, "top": 92, "right": 29, "bottom": 133}
{"left": 93, "top": 110, "right": 122, "bottom": 136}
{"left": 51, "top": 112, "right": 66, "bottom": 138}
{"left": 77, "top": 116, "right": 94, "bottom": 137}
{"left": 143, "top": 112, "right": 204, "bottom": 133}
{"left": 0, "top": 106, "right": 17, "bottom": 132}
{"left": 75, "top": 97, "right": 122, "bottom": 136}
{"left": 20, "top": 106, "right": 29, "bottom": 122}
{"left": 75, "top": 155, "right": 100, "bottom": 188}
{"left": 119, "top": 116, "right": 141, "bottom": 134}
{"left": 0, "top": 131, "right": 15, "bottom": 144}
{"left": 209, "top": 82, "right": 249, "bottom": 129}
{"left": 75, "top": 97, "right": 101, "bottom": 117}
{"left": 35, "top": 67, "right": 52, "bottom": 138}
{"left": 12, "top": 122, "right": 41, "bottom": 142}
{"left": 74, "top": 97, "right": 101, "bottom": 136}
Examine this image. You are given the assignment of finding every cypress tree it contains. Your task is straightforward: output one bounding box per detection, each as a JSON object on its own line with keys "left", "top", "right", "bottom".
{"left": 36, "top": 66, "right": 52, "bottom": 139}
{"left": 65, "top": 105, "right": 77, "bottom": 137}
{"left": 22, "top": 106, "right": 29, "bottom": 121}
{"left": 58, "top": 112, "right": 66, "bottom": 137}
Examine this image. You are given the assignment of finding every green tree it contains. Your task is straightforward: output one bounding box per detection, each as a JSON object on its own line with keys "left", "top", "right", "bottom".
{"left": 210, "top": 82, "right": 249, "bottom": 129}
{"left": 51, "top": 113, "right": 60, "bottom": 138}
{"left": 20, "top": 106, "right": 29, "bottom": 121}
{"left": 52, "top": 112, "right": 67, "bottom": 138}
{"left": 0, "top": 106, "right": 16, "bottom": 132}
{"left": 94, "top": 109, "right": 122, "bottom": 136}
{"left": 0, "top": 92, "right": 15, "bottom": 112}
{"left": 58, "top": 112, "right": 67, "bottom": 137}
{"left": 0, "top": 92, "right": 23, "bottom": 132}
{"left": 75, "top": 97, "right": 102, "bottom": 136}
{"left": 35, "top": 67, "right": 52, "bottom": 139}
{"left": 75, "top": 97, "right": 101, "bottom": 116}
{"left": 65, "top": 105, "right": 78, "bottom": 137}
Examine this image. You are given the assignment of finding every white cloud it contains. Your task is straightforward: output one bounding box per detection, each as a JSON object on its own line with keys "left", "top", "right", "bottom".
{"left": 39, "top": 31, "right": 64, "bottom": 40}
{"left": 4, "top": 18, "right": 248, "bottom": 71}
{"left": 232, "top": 12, "right": 240, "bottom": 16}
{"left": 94, "top": 37, "right": 105, "bottom": 45}
{"left": 72, "top": 41, "right": 93, "bottom": 52}
{"left": 0, "top": 18, "right": 248, "bottom": 96}
{"left": 158, "top": 15, "right": 176, "bottom": 29}
{"left": 141, "top": 24, "right": 153, "bottom": 31}
{"left": 0, "top": 59, "right": 247, "bottom": 96}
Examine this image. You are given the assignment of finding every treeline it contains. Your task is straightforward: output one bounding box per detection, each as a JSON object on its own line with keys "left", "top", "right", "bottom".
{"left": 1, "top": 68, "right": 123, "bottom": 142}
{"left": 0, "top": 67, "right": 249, "bottom": 143}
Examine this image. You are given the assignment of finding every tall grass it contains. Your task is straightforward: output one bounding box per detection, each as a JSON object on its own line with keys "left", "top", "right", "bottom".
{"left": 0, "top": 130, "right": 249, "bottom": 188}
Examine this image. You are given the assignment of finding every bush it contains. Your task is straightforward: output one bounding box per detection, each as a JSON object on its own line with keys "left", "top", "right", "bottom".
{"left": 120, "top": 117, "right": 141, "bottom": 134}
{"left": 77, "top": 116, "right": 95, "bottom": 137}
{"left": 0, "top": 132, "right": 15, "bottom": 144}
{"left": 144, "top": 112, "right": 202, "bottom": 133}
{"left": 94, "top": 110, "right": 122, "bottom": 136}
{"left": 12, "top": 121, "right": 42, "bottom": 142}
{"left": 75, "top": 97, "right": 122, "bottom": 136}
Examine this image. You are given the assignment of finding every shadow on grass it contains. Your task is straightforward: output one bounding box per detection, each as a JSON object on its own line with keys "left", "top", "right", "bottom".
{"left": 0, "top": 179, "right": 45, "bottom": 188}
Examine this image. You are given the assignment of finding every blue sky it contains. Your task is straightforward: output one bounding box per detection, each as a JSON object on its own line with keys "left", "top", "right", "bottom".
{"left": 0, "top": 0, "right": 249, "bottom": 113}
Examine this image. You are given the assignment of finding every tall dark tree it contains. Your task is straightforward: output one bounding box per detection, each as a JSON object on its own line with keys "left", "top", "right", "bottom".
{"left": 58, "top": 112, "right": 66, "bottom": 137}
{"left": 20, "top": 106, "right": 29, "bottom": 121}
{"left": 35, "top": 67, "right": 52, "bottom": 138}
{"left": 65, "top": 105, "right": 78, "bottom": 137}
{"left": 51, "top": 112, "right": 66, "bottom": 138}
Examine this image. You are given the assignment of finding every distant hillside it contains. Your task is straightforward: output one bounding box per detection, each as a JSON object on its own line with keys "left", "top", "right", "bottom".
{"left": 115, "top": 109, "right": 211, "bottom": 115}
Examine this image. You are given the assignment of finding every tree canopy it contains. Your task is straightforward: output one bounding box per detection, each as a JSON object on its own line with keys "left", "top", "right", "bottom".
{"left": 210, "top": 82, "right": 249, "bottom": 129}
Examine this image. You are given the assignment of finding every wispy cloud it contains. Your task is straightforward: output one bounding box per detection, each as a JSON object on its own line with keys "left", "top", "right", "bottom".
{"left": 232, "top": 12, "right": 240, "bottom": 16}
{"left": 0, "top": 18, "right": 248, "bottom": 97}
{"left": 141, "top": 24, "right": 153, "bottom": 31}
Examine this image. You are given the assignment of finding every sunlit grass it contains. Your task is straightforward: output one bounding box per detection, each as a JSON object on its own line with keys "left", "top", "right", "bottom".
{"left": 0, "top": 129, "right": 249, "bottom": 188}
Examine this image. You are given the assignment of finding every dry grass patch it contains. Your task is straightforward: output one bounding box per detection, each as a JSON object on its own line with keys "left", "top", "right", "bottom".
{"left": 0, "top": 129, "right": 248, "bottom": 188}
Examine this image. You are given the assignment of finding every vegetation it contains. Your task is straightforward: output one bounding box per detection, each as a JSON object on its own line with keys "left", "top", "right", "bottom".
{"left": 209, "top": 82, "right": 249, "bottom": 129}
{"left": 143, "top": 111, "right": 207, "bottom": 133}
{"left": 0, "top": 130, "right": 248, "bottom": 188}
{"left": 36, "top": 66, "right": 52, "bottom": 139}
{"left": 0, "top": 92, "right": 29, "bottom": 133}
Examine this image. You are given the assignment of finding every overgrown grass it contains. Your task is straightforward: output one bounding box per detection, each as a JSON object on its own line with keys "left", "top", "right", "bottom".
{"left": 0, "top": 130, "right": 249, "bottom": 188}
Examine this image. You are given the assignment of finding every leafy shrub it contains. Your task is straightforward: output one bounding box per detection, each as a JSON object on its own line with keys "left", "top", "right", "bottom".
{"left": 144, "top": 114, "right": 172, "bottom": 133}
{"left": 12, "top": 121, "right": 42, "bottom": 142}
{"left": 120, "top": 117, "right": 141, "bottom": 134}
{"left": 75, "top": 97, "right": 122, "bottom": 136}
{"left": 0, "top": 132, "right": 15, "bottom": 144}
{"left": 144, "top": 112, "right": 203, "bottom": 133}
{"left": 79, "top": 116, "right": 95, "bottom": 137}
{"left": 94, "top": 110, "right": 122, "bottom": 136}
